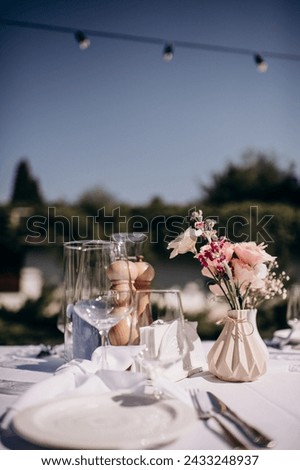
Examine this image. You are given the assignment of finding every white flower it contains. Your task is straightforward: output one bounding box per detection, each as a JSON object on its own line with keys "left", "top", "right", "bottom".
{"left": 190, "top": 210, "right": 203, "bottom": 221}
{"left": 167, "top": 227, "right": 198, "bottom": 259}
{"left": 253, "top": 263, "right": 268, "bottom": 280}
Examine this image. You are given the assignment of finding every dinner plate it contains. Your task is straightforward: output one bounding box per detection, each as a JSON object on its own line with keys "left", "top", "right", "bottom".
{"left": 273, "top": 328, "right": 300, "bottom": 344}
{"left": 12, "top": 392, "right": 196, "bottom": 449}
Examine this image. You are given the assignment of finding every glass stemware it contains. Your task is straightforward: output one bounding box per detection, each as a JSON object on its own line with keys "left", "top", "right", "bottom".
{"left": 74, "top": 290, "right": 131, "bottom": 369}
{"left": 74, "top": 241, "right": 133, "bottom": 369}
{"left": 286, "top": 284, "right": 300, "bottom": 342}
{"left": 134, "top": 289, "right": 188, "bottom": 397}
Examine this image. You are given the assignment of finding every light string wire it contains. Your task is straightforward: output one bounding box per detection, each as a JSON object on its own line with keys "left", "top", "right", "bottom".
{"left": 1, "top": 17, "right": 300, "bottom": 62}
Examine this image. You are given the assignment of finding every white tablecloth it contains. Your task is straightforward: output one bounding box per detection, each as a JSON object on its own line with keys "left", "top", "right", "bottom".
{"left": 0, "top": 344, "right": 300, "bottom": 450}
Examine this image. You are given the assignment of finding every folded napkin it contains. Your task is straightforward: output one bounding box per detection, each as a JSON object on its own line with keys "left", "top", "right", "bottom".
{"left": 1, "top": 346, "right": 145, "bottom": 430}
{"left": 72, "top": 309, "right": 101, "bottom": 359}
{"left": 183, "top": 321, "right": 206, "bottom": 375}
{"left": 273, "top": 328, "right": 300, "bottom": 344}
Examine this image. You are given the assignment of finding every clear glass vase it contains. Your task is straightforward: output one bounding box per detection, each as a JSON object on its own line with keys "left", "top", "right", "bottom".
{"left": 61, "top": 241, "right": 101, "bottom": 361}
{"left": 207, "top": 309, "right": 268, "bottom": 382}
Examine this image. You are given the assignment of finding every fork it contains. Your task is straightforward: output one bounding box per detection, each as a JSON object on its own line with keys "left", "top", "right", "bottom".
{"left": 189, "top": 389, "right": 250, "bottom": 450}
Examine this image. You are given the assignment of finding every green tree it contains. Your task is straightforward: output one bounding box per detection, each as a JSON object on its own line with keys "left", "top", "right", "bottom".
{"left": 76, "top": 186, "right": 119, "bottom": 214}
{"left": 201, "top": 152, "right": 300, "bottom": 206}
{"left": 0, "top": 207, "right": 24, "bottom": 290}
{"left": 10, "top": 159, "right": 44, "bottom": 205}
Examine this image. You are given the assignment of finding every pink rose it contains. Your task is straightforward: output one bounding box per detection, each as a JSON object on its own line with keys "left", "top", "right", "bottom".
{"left": 231, "top": 258, "right": 266, "bottom": 294}
{"left": 234, "top": 242, "right": 276, "bottom": 266}
{"left": 222, "top": 241, "right": 235, "bottom": 262}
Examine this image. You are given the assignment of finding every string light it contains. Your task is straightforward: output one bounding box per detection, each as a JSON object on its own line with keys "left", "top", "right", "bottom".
{"left": 254, "top": 53, "right": 268, "bottom": 73}
{"left": 1, "top": 17, "right": 300, "bottom": 71}
{"left": 74, "top": 30, "right": 90, "bottom": 50}
{"left": 163, "top": 43, "right": 174, "bottom": 61}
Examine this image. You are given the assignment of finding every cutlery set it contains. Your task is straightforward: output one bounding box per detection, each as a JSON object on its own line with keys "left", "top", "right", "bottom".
{"left": 188, "top": 388, "right": 275, "bottom": 450}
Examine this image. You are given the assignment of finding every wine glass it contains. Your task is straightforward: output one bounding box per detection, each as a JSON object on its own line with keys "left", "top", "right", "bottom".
{"left": 134, "top": 289, "right": 188, "bottom": 397}
{"left": 286, "top": 284, "right": 300, "bottom": 344}
{"left": 74, "top": 290, "right": 132, "bottom": 369}
{"left": 74, "top": 241, "right": 133, "bottom": 369}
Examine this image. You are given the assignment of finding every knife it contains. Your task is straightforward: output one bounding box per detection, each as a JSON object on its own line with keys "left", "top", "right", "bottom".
{"left": 207, "top": 392, "right": 276, "bottom": 448}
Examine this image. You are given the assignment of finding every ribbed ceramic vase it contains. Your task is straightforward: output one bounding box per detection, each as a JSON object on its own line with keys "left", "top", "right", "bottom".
{"left": 207, "top": 309, "right": 268, "bottom": 382}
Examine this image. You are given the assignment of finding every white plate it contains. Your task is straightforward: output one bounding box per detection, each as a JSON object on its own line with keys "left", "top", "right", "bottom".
{"left": 12, "top": 393, "right": 196, "bottom": 449}
{"left": 274, "top": 328, "right": 300, "bottom": 344}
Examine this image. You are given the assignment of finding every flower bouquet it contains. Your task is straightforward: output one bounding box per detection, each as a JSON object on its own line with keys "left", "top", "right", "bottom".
{"left": 168, "top": 209, "right": 288, "bottom": 382}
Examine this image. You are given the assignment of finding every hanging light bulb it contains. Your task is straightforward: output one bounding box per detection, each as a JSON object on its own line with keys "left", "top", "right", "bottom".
{"left": 254, "top": 53, "right": 268, "bottom": 72}
{"left": 74, "top": 30, "right": 91, "bottom": 50}
{"left": 163, "top": 43, "right": 174, "bottom": 61}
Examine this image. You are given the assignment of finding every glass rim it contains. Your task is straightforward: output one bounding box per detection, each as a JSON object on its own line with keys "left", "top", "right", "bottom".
{"left": 81, "top": 240, "right": 127, "bottom": 252}
{"left": 63, "top": 240, "right": 121, "bottom": 250}
{"left": 111, "top": 232, "right": 148, "bottom": 243}
{"left": 63, "top": 240, "right": 94, "bottom": 249}
{"left": 135, "top": 289, "right": 181, "bottom": 294}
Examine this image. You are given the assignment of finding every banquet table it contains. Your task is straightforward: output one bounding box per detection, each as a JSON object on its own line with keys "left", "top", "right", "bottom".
{"left": 0, "top": 343, "right": 300, "bottom": 451}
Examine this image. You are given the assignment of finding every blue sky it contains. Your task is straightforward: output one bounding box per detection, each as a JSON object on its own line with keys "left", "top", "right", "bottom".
{"left": 0, "top": 0, "right": 299, "bottom": 205}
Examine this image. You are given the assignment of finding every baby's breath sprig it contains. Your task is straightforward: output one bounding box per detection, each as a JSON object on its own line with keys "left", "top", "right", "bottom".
{"left": 245, "top": 261, "right": 289, "bottom": 308}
